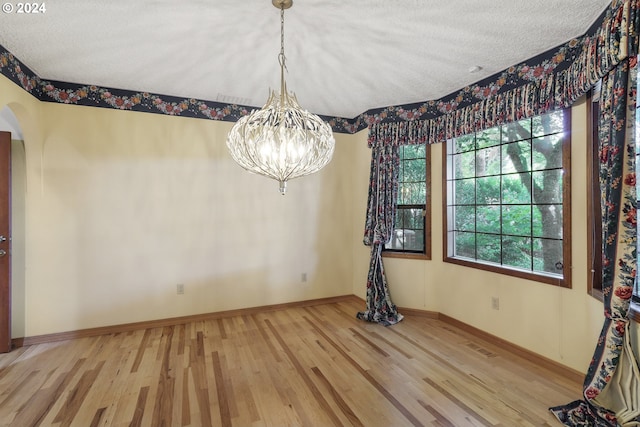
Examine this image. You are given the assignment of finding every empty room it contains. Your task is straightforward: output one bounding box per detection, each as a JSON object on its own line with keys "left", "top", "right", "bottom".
{"left": 0, "top": 0, "right": 639, "bottom": 426}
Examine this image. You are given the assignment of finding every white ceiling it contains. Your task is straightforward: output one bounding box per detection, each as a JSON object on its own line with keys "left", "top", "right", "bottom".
{"left": 0, "top": 0, "right": 612, "bottom": 119}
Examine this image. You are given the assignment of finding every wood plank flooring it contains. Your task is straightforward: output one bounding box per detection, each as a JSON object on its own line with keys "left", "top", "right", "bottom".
{"left": 0, "top": 299, "right": 581, "bottom": 426}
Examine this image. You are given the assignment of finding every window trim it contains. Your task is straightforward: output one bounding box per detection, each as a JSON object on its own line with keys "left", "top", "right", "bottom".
{"left": 383, "top": 143, "right": 432, "bottom": 260}
{"left": 631, "top": 303, "right": 640, "bottom": 323}
{"left": 442, "top": 110, "right": 572, "bottom": 288}
{"left": 587, "top": 89, "right": 604, "bottom": 301}
{"left": 587, "top": 84, "right": 640, "bottom": 315}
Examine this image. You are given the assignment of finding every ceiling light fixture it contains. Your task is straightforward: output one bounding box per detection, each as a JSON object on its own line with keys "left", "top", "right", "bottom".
{"left": 226, "top": 0, "right": 335, "bottom": 195}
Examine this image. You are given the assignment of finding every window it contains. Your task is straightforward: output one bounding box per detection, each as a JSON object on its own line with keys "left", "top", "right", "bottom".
{"left": 383, "top": 144, "right": 431, "bottom": 259}
{"left": 444, "top": 110, "right": 571, "bottom": 287}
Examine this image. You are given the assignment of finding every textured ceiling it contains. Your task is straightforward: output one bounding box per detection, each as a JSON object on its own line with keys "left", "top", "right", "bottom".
{"left": 0, "top": 0, "right": 612, "bottom": 119}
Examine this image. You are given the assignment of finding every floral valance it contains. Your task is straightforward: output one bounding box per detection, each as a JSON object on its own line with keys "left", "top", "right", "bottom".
{"left": 0, "top": 0, "right": 636, "bottom": 136}
{"left": 366, "top": 0, "right": 639, "bottom": 145}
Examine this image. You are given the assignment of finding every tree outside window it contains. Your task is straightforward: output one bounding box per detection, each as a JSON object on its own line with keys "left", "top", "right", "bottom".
{"left": 444, "top": 110, "right": 571, "bottom": 287}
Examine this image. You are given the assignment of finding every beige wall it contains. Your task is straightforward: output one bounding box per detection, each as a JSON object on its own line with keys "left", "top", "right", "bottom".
{"left": 0, "top": 72, "right": 618, "bottom": 373}
{"left": 350, "top": 98, "right": 605, "bottom": 373}
{"left": 0, "top": 74, "right": 356, "bottom": 336}
{"left": 0, "top": 79, "right": 40, "bottom": 339}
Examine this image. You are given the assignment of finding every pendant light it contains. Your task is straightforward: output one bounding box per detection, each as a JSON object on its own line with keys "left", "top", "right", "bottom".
{"left": 226, "top": 0, "right": 335, "bottom": 195}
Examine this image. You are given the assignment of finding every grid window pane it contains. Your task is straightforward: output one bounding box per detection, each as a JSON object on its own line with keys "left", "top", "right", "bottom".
{"left": 401, "top": 208, "right": 424, "bottom": 229}
{"left": 502, "top": 236, "right": 533, "bottom": 269}
{"left": 502, "top": 142, "right": 531, "bottom": 174}
{"left": 476, "top": 146, "right": 501, "bottom": 177}
{"left": 455, "top": 231, "right": 476, "bottom": 258}
{"left": 532, "top": 171, "right": 563, "bottom": 203}
{"left": 406, "top": 230, "right": 424, "bottom": 251}
{"left": 446, "top": 110, "right": 567, "bottom": 281}
{"left": 477, "top": 206, "right": 500, "bottom": 234}
{"left": 388, "top": 230, "right": 407, "bottom": 250}
{"left": 533, "top": 111, "right": 564, "bottom": 137}
{"left": 400, "top": 182, "right": 426, "bottom": 204}
{"left": 477, "top": 127, "right": 501, "bottom": 148}
{"left": 477, "top": 233, "right": 501, "bottom": 263}
{"left": 502, "top": 205, "right": 531, "bottom": 236}
{"left": 402, "top": 144, "right": 425, "bottom": 159}
{"left": 388, "top": 229, "right": 416, "bottom": 251}
{"left": 502, "top": 118, "right": 532, "bottom": 143}
{"left": 390, "top": 207, "right": 425, "bottom": 252}
{"left": 533, "top": 238, "right": 564, "bottom": 274}
{"left": 394, "top": 213, "right": 403, "bottom": 229}
{"left": 502, "top": 173, "right": 532, "bottom": 204}
{"left": 455, "top": 152, "right": 476, "bottom": 179}
{"left": 455, "top": 179, "right": 475, "bottom": 205}
{"left": 403, "top": 159, "right": 425, "bottom": 182}
{"left": 455, "top": 134, "right": 475, "bottom": 153}
{"left": 532, "top": 205, "right": 563, "bottom": 239}
{"left": 476, "top": 176, "right": 500, "bottom": 204}
{"left": 455, "top": 206, "right": 475, "bottom": 231}
{"left": 532, "top": 135, "right": 563, "bottom": 170}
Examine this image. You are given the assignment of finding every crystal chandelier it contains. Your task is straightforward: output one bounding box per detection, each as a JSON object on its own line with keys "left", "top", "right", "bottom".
{"left": 226, "top": 0, "right": 335, "bottom": 195}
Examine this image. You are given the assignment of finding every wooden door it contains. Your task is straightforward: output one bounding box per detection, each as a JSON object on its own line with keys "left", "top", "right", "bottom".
{"left": 0, "top": 132, "right": 11, "bottom": 353}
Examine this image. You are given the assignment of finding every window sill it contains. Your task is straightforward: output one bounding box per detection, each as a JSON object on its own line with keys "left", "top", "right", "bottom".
{"left": 443, "top": 256, "right": 569, "bottom": 288}
{"left": 383, "top": 251, "right": 431, "bottom": 261}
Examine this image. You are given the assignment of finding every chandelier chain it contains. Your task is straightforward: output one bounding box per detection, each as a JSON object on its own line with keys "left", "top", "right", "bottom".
{"left": 280, "top": 5, "right": 285, "bottom": 61}
{"left": 279, "top": 4, "right": 287, "bottom": 100}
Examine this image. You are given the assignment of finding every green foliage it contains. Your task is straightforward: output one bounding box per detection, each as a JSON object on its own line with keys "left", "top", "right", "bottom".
{"left": 393, "top": 145, "right": 427, "bottom": 252}
{"left": 477, "top": 233, "right": 501, "bottom": 263}
{"left": 454, "top": 206, "right": 474, "bottom": 231}
{"left": 502, "top": 206, "right": 531, "bottom": 236}
{"left": 398, "top": 145, "right": 427, "bottom": 205}
{"left": 476, "top": 176, "right": 500, "bottom": 204}
{"left": 449, "top": 111, "right": 566, "bottom": 274}
{"left": 455, "top": 231, "right": 475, "bottom": 258}
{"left": 502, "top": 236, "right": 532, "bottom": 269}
{"left": 502, "top": 173, "right": 531, "bottom": 203}
{"left": 477, "top": 206, "right": 500, "bottom": 233}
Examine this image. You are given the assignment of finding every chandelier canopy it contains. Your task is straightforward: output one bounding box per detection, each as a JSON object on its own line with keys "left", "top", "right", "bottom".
{"left": 226, "top": 0, "right": 335, "bottom": 195}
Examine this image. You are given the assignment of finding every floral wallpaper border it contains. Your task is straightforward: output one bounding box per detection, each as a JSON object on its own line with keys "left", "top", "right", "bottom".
{"left": 0, "top": 4, "right": 609, "bottom": 135}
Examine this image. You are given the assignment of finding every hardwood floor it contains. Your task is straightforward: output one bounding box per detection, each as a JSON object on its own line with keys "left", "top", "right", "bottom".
{"left": 0, "top": 298, "right": 580, "bottom": 426}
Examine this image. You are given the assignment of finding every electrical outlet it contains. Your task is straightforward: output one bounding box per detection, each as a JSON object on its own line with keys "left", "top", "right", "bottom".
{"left": 177, "top": 284, "right": 185, "bottom": 295}
{"left": 301, "top": 273, "right": 308, "bottom": 283}
{"left": 491, "top": 297, "right": 499, "bottom": 310}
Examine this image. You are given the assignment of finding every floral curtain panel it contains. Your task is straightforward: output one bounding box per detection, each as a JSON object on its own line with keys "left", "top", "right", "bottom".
{"left": 358, "top": 121, "right": 432, "bottom": 325}
{"left": 550, "top": 54, "right": 639, "bottom": 427}
{"left": 357, "top": 128, "right": 403, "bottom": 326}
